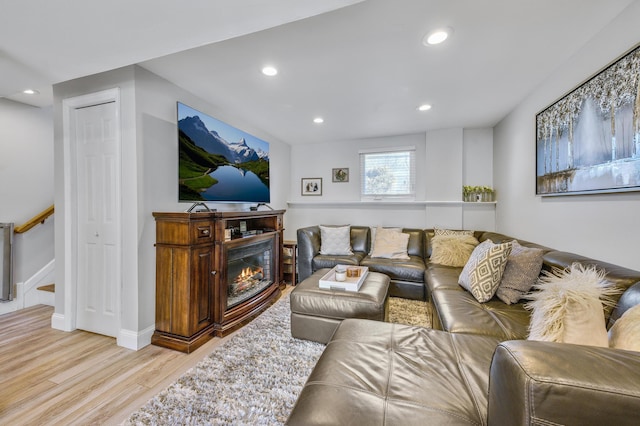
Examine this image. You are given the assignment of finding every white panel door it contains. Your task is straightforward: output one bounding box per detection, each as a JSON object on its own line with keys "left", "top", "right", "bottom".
{"left": 74, "top": 101, "right": 120, "bottom": 337}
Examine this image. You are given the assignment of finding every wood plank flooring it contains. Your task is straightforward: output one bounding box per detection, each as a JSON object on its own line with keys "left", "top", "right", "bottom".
{"left": 0, "top": 289, "right": 293, "bottom": 425}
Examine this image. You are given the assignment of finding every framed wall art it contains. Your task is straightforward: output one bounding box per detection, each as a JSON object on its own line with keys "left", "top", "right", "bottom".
{"left": 332, "top": 168, "right": 349, "bottom": 182}
{"left": 301, "top": 178, "right": 322, "bottom": 196}
{"left": 536, "top": 44, "right": 640, "bottom": 196}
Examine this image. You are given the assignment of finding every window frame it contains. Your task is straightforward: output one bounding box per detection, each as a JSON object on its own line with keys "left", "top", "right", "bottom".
{"left": 359, "top": 146, "right": 416, "bottom": 201}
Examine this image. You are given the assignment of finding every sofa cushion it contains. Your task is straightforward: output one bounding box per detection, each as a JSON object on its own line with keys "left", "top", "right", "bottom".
{"left": 319, "top": 225, "right": 353, "bottom": 255}
{"left": 459, "top": 240, "right": 512, "bottom": 303}
{"left": 496, "top": 240, "right": 544, "bottom": 305}
{"left": 425, "top": 262, "right": 466, "bottom": 292}
{"left": 430, "top": 288, "right": 530, "bottom": 339}
{"left": 361, "top": 255, "right": 425, "bottom": 283}
{"left": 312, "top": 252, "right": 365, "bottom": 270}
{"left": 286, "top": 319, "right": 500, "bottom": 426}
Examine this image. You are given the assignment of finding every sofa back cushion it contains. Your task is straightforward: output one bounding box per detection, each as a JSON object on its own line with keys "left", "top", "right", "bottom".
{"left": 350, "top": 226, "right": 370, "bottom": 253}
{"left": 403, "top": 228, "right": 425, "bottom": 258}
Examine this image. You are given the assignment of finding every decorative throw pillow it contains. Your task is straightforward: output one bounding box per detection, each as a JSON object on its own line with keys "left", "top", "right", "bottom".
{"left": 369, "top": 226, "right": 402, "bottom": 255}
{"left": 496, "top": 240, "right": 545, "bottom": 305}
{"left": 370, "top": 227, "right": 410, "bottom": 259}
{"left": 525, "top": 263, "right": 617, "bottom": 347}
{"left": 430, "top": 234, "right": 479, "bottom": 267}
{"left": 458, "top": 239, "right": 512, "bottom": 303}
{"left": 609, "top": 304, "right": 640, "bottom": 352}
{"left": 434, "top": 228, "right": 475, "bottom": 237}
{"left": 319, "top": 225, "right": 353, "bottom": 256}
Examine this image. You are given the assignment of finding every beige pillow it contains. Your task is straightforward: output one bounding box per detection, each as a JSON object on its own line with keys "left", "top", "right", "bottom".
{"left": 370, "top": 227, "right": 410, "bottom": 259}
{"left": 430, "top": 235, "right": 479, "bottom": 267}
{"left": 319, "top": 225, "right": 353, "bottom": 255}
{"left": 496, "top": 240, "right": 544, "bottom": 305}
{"left": 609, "top": 304, "right": 640, "bottom": 352}
{"left": 458, "top": 239, "right": 512, "bottom": 303}
{"left": 369, "top": 226, "right": 402, "bottom": 255}
{"left": 526, "top": 263, "right": 617, "bottom": 347}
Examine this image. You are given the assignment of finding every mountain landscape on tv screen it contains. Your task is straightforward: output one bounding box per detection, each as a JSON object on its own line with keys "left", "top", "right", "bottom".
{"left": 178, "top": 114, "right": 270, "bottom": 202}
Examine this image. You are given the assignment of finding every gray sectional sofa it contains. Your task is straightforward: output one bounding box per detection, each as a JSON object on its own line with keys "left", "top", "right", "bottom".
{"left": 297, "top": 225, "right": 427, "bottom": 300}
{"left": 288, "top": 227, "right": 640, "bottom": 425}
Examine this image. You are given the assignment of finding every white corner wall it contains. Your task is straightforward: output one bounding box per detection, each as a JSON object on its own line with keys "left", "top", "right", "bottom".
{"left": 52, "top": 65, "right": 291, "bottom": 348}
{"left": 286, "top": 128, "right": 494, "bottom": 238}
{"left": 0, "top": 99, "right": 54, "bottom": 311}
{"left": 494, "top": 1, "right": 640, "bottom": 271}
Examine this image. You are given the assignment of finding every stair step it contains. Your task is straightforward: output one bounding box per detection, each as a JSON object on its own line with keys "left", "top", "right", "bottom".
{"left": 37, "top": 284, "right": 55, "bottom": 293}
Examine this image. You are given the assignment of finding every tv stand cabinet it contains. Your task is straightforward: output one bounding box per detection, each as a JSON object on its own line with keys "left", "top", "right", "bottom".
{"left": 152, "top": 210, "right": 285, "bottom": 353}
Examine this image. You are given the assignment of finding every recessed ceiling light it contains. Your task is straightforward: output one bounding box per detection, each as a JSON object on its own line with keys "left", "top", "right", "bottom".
{"left": 23, "top": 89, "right": 39, "bottom": 95}
{"left": 423, "top": 27, "right": 453, "bottom": 46}
{"left": 313, "top": 117, "right": 324, "bottom": 124}
{"left": 261, "top": 66, "right": 278, "bottom": 76}
{"left": 417, "top": 104, "right": 432, "bottom": 111}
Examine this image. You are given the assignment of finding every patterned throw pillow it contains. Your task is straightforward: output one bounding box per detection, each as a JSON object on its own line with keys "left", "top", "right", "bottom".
{"left": 319, "top": 225, "right": 353, "bottom": 255}
{"left": 430, "top": 235, "right": 479, "bottom": 267}
{"left": 459, "top": 239, "right": 512, "bottom": 303}
{"left": 496, "top": 240, "right": 545, "bottom": 305}
{"left": 434, "top": 228, "right": 475, "bottom": 237}
{"left": 370, "top": 227, "right": 410, "bottom": 259}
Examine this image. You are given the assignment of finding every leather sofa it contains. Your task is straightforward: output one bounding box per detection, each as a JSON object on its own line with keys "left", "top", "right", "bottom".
{"left": 287, "top": 229, "right": 640, "bottom": 425}
{"left": 297, "top": 226, "right": 427, "bottom": 300}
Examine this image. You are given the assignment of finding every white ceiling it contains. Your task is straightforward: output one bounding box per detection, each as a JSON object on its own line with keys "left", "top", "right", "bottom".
{"left": 1, "top": 0, "right": 636, "bottom": 145}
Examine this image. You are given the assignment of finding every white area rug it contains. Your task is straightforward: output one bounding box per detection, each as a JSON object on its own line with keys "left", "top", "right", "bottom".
{"left": 126, "top": 294, "right": 429, "bottom": 425}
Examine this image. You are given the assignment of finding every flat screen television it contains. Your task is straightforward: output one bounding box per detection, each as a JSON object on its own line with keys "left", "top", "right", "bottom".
{"left": 177, "top": 102, "right": 270, "bottom": 204}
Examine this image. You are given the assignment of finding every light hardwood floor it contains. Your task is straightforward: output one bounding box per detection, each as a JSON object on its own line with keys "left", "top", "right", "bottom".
{"left": 0, "top": 288, "right": 292, "bottom": 425}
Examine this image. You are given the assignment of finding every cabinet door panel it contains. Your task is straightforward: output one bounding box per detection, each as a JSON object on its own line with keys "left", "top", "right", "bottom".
{"left": 191, "top": 247, "right": 213, "bottom": 333}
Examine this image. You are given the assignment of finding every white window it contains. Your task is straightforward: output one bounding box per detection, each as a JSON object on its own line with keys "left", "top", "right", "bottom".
{"left": 360, "top": 146, "right": 415, "bottom": 200}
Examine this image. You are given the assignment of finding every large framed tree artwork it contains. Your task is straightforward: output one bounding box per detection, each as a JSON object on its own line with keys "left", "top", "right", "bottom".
{"left": 536, "top": 44, "right": 640, "bottom": 196}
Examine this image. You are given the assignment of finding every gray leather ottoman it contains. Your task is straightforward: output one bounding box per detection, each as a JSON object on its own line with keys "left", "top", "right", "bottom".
{"left": 290, "top": 268, "right": 390, "bottom": 343}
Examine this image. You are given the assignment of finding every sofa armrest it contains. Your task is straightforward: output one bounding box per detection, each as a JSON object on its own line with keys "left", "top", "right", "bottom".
{"left": 297, "top": 226, "right": 321, "bottom": 281}
{"left": 488, "top": 340, "right": 640, "bottom": 426}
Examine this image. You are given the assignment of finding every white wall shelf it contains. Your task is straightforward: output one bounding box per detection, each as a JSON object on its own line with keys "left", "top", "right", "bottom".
{"left": 287, "top": 200, "right": 496, "bottom": 207}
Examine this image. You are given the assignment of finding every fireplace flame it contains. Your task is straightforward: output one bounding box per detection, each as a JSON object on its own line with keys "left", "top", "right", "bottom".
{"left": 235, "top": 267, "right": 264, "bottom": 283}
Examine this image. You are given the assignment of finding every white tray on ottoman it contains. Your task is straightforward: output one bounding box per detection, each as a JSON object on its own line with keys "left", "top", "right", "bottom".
{"left": 319, "top": 265, "right": 369, "bottom": 292}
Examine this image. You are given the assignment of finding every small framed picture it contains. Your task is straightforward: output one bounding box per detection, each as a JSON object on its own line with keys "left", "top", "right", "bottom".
{"left": 301, "top": 178, "right": 322, "bottom": 196}
{"left": 332, "top": 168, "right": 349, "bottom": 182}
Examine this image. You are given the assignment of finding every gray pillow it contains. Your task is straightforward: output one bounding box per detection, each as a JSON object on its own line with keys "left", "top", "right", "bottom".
{"left": 319, "top": 225, "right": 353, "bottom": 255}
{"left": 496, "top": 240, "right": 544, "bottom": 305}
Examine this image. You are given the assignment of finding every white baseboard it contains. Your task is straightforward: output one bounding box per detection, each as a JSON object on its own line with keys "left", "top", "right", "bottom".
{"left": 117, "top": 325, "right": 154, "bottom": 350}
{"left": 51, "top": 312, "right": 68, "bottom": 331}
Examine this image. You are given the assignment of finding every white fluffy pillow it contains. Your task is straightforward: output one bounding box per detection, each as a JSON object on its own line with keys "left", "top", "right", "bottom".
{"left": 319, "top": 225, "right": 353, "bottom": 256}
{"left": 370, "top": 227, "right": 410, "bottom": 259}
{"left": 458, "top": 239, "right": 512, "bottom": 303}
{"left": 609, "top": 304, "right": 640, "bottom": 352}
{"left": 430, "top": 235, "right": 479, "bottom": 267}
{"left": 526, "top": 263, "right": 617, "bottom": 347}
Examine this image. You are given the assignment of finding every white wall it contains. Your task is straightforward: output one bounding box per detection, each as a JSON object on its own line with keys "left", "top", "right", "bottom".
{"left": 0, "top": 99, "right": 54, "bottom": 284}
{"left": 494, "top": 1, "right": 640, "bottom": 271}
{"left": 133, "top": 66, "right": 291, "bottom": 331}
{"left": 52, "top": 65, "right": 291, "bottom": 346}
{"left": 286, "top": 128, "right": 494, "bottom": 240}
